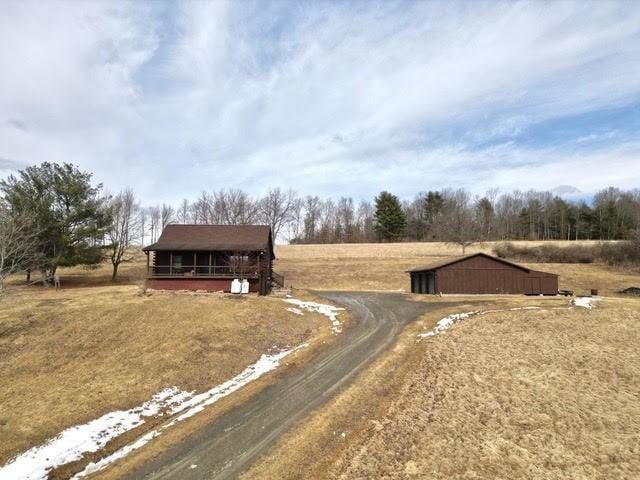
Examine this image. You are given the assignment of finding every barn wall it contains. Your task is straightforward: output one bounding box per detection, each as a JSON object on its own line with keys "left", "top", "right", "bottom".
{"left": 146, "top": 278, "right": 260, "bottom": 293}
{"left": 526, "top": 270, "right": 559, "bottom": 295}
{"left": 413, "top": 256, "right": 558, "bottom": 295}
{"left": 437, "top": 268, "right": 525, "bottom": 294}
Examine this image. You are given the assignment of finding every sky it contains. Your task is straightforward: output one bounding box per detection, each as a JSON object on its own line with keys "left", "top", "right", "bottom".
{"left": 1, "top": 0, "right": 639, "bottom": 205}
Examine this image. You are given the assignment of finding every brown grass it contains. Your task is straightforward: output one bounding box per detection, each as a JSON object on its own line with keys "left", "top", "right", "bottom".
{"left": 243, "top": 296, "right": 640, "bottom": 480}
{"left": 333, "top": 298, "right": 640, "bottom": 480}
{"left": 0, "top": 283, "right": 324, "bottom": 465}
{"left": 3, "top": 241, "right": 639, "bottom": 478}
{"left": 277, "top": 241, "right": 640, "bottom": 296}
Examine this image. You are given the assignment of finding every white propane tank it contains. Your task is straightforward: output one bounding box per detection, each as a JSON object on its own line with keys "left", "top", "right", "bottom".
{"left": 231, "top": 279, "right": 242, "bottom": 294}
{"left": 241, "top": 279, "right": 250, "bottom": 294}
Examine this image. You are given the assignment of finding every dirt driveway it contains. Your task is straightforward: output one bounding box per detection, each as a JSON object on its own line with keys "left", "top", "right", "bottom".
{"left": 124, "top": 292, "right": 457, "bottom": 480}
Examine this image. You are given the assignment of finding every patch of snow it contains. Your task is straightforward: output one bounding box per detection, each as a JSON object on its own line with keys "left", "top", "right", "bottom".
{"left": 283, "top": 299, "right": 345, "bottom": 334}
{"left": 417, "top": 311, "right": 478, "bottom": 340}
{"left": 417, "top": 307, "right": 540, "bottom": 341}
{"left": 1, "top": 346, "right": 307, "bottom": 480}
{"left": 572, "top": 297, "right": 600, "bottom": 309}
{"left": 286, "top": 307, "right": 304, "bottom": 316}
{"left": 0, "top": 388, "right": 186, "bottom": 480}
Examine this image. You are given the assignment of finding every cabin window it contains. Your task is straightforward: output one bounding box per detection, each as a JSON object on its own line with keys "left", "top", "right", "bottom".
{"left": 173, "top": 255, "right": 183, "bottom": 268}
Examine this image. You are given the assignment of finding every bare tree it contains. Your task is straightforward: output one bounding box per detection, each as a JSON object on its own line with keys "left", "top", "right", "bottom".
{"left": 217, "top": 189, "right": 258, "bottom": 225}
{"left": 149, "top": 206, "right": 161, "bottom": 242}
{"left": 286, "top": 197, "right": 304, "bottom": 242}
{"left": 106, "top": 188, "right": 140, "bottom": 280}
{"left": 161, "top": 203, "right": 175, "bottom": 228}
{"left": 259, "top": 188, "right": 299, "bottom": 241}
{"left": 302, "top": 196, "right": 321, "bottom": 242}
{"left": 139, "top": 208, "right": 147, "bottom": 246}
{"left": 446, "top": 190, "right": 478, "bottom": 254}
{"left": 176, "top": 199, "right": 190, "bottom": 223}
{"left": 0, "top": 206, "right": 38, "bottom": 292}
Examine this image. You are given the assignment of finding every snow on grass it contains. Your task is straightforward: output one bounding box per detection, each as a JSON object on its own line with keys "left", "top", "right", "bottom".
{"left": 283, "top": 299, "right": 345, "bottom": 334}
{"left": 0, "top": 388, "right": 186, "bottom": 480}
{"left": 1, "top": 346, "right": 306, "bottom": 480}
{"left": 286, "top": 307, "right": 304, "bottom": 316}
{"left": 572, "top": 297, "right": 600, "bottom": 309}
{"left": 417, "top": 311, "right": 479, "bottom": 340}
{"left": 417, "top": 306, "right": 542, "bottom": 341}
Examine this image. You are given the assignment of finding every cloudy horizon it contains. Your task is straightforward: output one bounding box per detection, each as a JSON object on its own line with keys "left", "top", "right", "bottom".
{"left": 1, "top": 0, "right": 639, "bottom": 205}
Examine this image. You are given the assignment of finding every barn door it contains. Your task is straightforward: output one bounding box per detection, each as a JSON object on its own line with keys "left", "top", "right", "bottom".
{"left": 427, "top": 273, "right": 435, "bottom": 294}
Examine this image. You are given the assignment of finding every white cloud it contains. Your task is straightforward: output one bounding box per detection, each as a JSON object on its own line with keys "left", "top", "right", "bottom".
{"left": 0, "top": 0, "right": 638, "bottom": 204}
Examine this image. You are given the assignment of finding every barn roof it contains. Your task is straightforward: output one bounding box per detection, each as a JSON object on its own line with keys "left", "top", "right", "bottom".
{"left": 406, "top": 252, "right": 535, "bottom": 273}
{"left": 142, "top": 224, "right": 274, "bottom": 256}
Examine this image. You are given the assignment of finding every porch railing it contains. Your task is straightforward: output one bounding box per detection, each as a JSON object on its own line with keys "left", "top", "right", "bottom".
{"left": 272, "top": 271, "right": 285, "bottom": 287}
{"left": 148, "top": 265, "right": 260, "bottom": 278}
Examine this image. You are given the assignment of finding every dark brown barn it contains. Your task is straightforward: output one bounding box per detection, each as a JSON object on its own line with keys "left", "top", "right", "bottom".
{"left": 142, "top": 225, "right": 282, "bottom": 295}
{"left": 408, "top": 253, "right": 558, "bottom": 295}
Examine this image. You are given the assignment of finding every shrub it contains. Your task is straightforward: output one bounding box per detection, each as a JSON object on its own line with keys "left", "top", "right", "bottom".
{"left": 600, "top": 236, "right": 640, "bottom": 266}
{"left": 493, "top": 243, "right": 596, "bottom": 263}
{"left": 495, "top": 236, "right": 640, "bottom": 266}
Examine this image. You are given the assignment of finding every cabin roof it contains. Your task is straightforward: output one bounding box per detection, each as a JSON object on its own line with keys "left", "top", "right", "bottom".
{"left": 406, "top": 252, "right": 535, "bottom": 273}
{"left": 142, "top": 224, "right": 274, "bottom": 256}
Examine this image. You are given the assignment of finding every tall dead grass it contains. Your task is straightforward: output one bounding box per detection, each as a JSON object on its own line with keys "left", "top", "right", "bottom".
{"left": 337, "top": 301, "right": 640, "bottom": 479}
{"left": 276, "top": 241, "right": 640, "bottom": 295}
{"left": 0, "top": 285, "right": 323, "bottom": 464}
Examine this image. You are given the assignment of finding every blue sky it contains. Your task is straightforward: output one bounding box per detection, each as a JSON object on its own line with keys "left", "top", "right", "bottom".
{"left": 1, "top": 0, "right": 639, "bottom": 205}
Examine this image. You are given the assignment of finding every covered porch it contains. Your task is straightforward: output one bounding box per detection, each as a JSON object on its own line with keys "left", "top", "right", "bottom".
{"left": 145, "top": 250, "right": 264, "bottom": 279}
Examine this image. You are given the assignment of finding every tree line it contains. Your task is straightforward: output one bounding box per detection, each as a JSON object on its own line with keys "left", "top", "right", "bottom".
{"left": 1, "top": 162, "right": 639, "bottom": 289}
{"left": 156, "top": 186, "right": 640, "bottom": 247}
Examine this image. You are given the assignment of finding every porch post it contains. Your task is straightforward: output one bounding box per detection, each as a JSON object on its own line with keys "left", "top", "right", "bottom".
{"left": 170, "top": 252, "right": 173, "bottom": 275}
{"left": 194, "top": 252, "right": 197, "bottom": 274}
{"left": 208, "top": 252, "right": 212, "bottom": 276}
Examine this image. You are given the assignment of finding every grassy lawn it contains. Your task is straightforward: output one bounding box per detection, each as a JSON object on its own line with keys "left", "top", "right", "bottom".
{"left": 336, "top": 298, "right": 640, "bottom": 479}
{"left": 244, "top": 242, "right": 640, "bottom": 479}
{"left": 0, "top": 278, "right": 324, "bottom": 467}
{"left": 276, "top": 241, "right": 640, "bottom": 295}
{"left": 2, "top": 240, "right": 639, "bottom": 479}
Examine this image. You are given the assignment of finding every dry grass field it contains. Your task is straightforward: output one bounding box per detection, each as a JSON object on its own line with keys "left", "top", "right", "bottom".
{"left": 242, "top": 241, "right": 640, "bottom": 479}
{"left": 276, "top": 241, "right": 640, "bottom": 295}
{"left": 2, "top": 240, "right": 639, "bottom": 479}
{"left": 337, "top": 300, "right": 640, "bottom": 479}
{"left": 244, "top": 296, "right": 640, "bottom": 480}
{"left": 0, "top": 278, "right": 325, "bottom": 467}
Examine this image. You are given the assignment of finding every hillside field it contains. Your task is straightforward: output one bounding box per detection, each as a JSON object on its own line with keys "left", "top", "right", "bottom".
{"left": 241, "top": 241, "right": 640, "bottom": 479}
{"left": 276, "top": 240, "right": 639, "bottom": 296}
{"left": 1, "top": 240, "right": 639, "bottom": 479}
{"left": 0, "top": 267, "right": 329, "bottom": 475}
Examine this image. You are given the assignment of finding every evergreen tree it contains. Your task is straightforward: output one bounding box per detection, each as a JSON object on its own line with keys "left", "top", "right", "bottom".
{"left": 0, "top": 162, "right": 110, "bottom": 278}
{"left": 374, "top": 191, "right": 407, "bottom": 241}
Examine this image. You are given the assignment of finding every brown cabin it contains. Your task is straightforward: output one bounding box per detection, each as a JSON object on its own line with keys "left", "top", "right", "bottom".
{"left": 142, "top": 224, "right": 281, "bottom": 295}
{"left": 408, "top": 252, "right": 558, "bottom": 295}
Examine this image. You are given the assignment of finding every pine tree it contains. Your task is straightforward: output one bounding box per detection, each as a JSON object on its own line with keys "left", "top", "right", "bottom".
{"left": 0, "top": 162, "right": 110, "bottom": 278}
{"left": 374, "top": 191, "right": 407, "bottom": 242}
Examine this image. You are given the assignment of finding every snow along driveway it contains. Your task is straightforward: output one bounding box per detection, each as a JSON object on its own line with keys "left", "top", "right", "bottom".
{"left": 119, "top": 292, "right": 458, "bottom": 480}
{"left": 0, "top": 347, "right": 307, "bottom": 480}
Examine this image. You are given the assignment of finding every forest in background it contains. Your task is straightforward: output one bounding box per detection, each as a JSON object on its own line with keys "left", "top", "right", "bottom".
{"left": 1, "top": 162, "right": 639, "bottom": 287}
{"left": 148, "top": 186, "right": 640, "bottom": 245}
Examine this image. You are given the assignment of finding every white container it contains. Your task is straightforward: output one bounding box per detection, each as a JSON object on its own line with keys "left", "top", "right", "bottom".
{"left": 241, "top": 279, "right": 250, "bottom": 294}
{"left": 231, "top": 279, "right": 242, "bottom": 294}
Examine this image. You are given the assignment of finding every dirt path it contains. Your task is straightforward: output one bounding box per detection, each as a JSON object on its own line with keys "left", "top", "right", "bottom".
{"left": 123, "top": 292, "right": 454, "bottom": 480}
